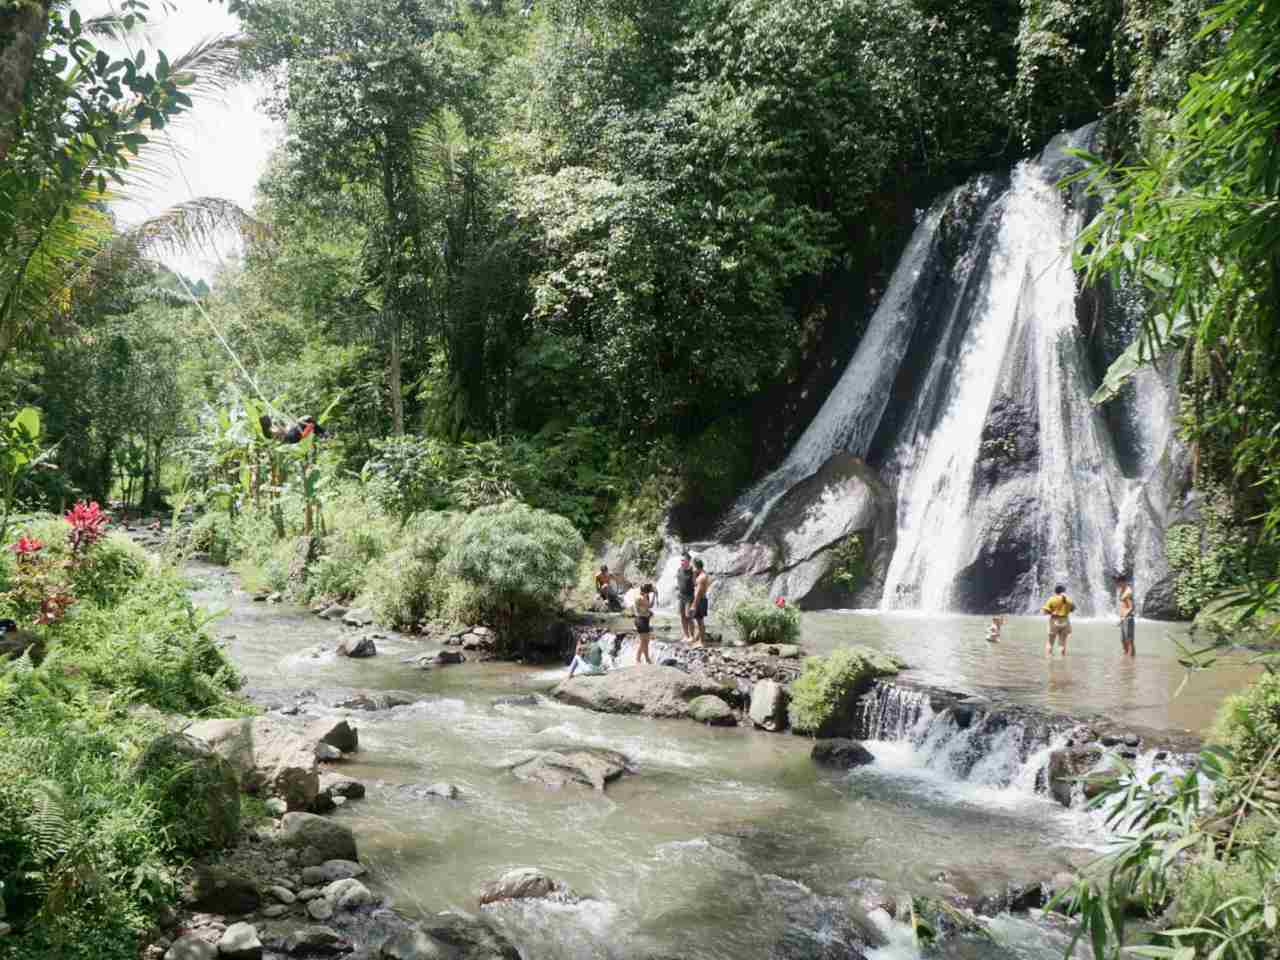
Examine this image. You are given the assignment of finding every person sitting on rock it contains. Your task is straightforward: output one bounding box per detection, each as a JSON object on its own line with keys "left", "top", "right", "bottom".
{"left": 568, "top": 634, "right": 606, "bottom": 678}
{"left": 595, "top": 565, "right": 622, "bottom": 611}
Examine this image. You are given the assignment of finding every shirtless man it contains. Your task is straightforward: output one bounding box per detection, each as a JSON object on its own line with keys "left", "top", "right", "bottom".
{"left": 676, "top": 552, "right": 696, "bottom": 641}
{"left": 690, "top": 558, "right": 711, "bottom": 646}
{"left": 1115, "top": 573, "right": 1136, "bottom": 657}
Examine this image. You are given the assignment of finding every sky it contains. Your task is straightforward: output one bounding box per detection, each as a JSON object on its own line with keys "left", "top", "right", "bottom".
{"left": 84, "top": 0, "right": 280, "bottom": 281}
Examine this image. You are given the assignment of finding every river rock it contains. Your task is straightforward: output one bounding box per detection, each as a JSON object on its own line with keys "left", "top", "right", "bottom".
{"left": 417, "top": 913, "right": 520, "bottom": 960}
{"left": 187, "top": 718, "right": 319, "bottom": 812}
{"left": 261, "top": 905, "right": 290, "bottom": 919}
{"left": 510, "top": 747, "right": 628, "bottom": 791}
{"left": 282, "top": 925, "right": 349, "bottom": 956}
{"left": 308, "top": 898, "right": 334, "bottom": 921}
{"left": 268, "top": 885, "right": 297, "bottom": 904}
{"left": 191, "top": 866, "right": 261, "bottom": 914}
{"left": 166, "top": 935, "right": 218, "bottom": 960}
{"left": 318, "top": 605, "right": 348, "bottom": 620}
{"left": 1046, "top": 746, "right": 1104, "bottom": 806}
{"left": 337, "top": 635, "right": 377, "bottom": 658}
{"left": 492, "top": 695, "right": 539, "bottom": 708}
{"left": 134, "top": 733, "right": 241, "bottom": 850}
{"left": 551, "top": 665, "right": 733, "bottom": 719}
{"left": 435, "top": 650, "right": 465, "bottom": 664}
{"left": 748, "top": 679, "right": 788, "bottom": 732}
{"left": 280, "top": 812, "right": 358, "bottom": 866}
{"left": 342, "top": 608, "right": 375, "bottom": 627}
{"left": 334, "top": 691, "right": 417, "bottom": 711}
{"left": 319, "top": 773, "right": 366, "bottom": 799}
{"left": 811, "top": 739, "right": 875, "bottom": 768}
{"left": 689, "top": 694, "right": 736, "bottom": 726}
{"left": 301, "top": 861, "right": 366, "bottom": 886}
{"left": 478, "top": 868, "right": 574, "bottom": 905}
{"left": 321, "top": 878, "right": 374, "bottom": 912}
{"left": 217, "top": 923, "right": 262, "bottom": 960}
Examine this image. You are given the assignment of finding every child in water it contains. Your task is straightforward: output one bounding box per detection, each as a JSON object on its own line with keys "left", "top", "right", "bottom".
{"left": 986, "top": 615, "right": 1004, "bottom": 643}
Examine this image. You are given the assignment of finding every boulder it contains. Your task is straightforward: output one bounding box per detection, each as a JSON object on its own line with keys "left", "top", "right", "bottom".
{"left": 217, "top": 923, "right": 263, "bottom": 960}
{"left": 334, "top": 691, "right": 416, "bottom": 711}
{"left": 308, "top": 898, "right": 335, "bottom": 921}
{"left": 337, "top": 635, "right": 377, "bottom": 658}
{"left": 478, "top": 868, "right": 574, "bottom": 906}
{"left": 551, "top": 665, "right": 732, "bottom": 720}
{"left": 1141, "top": 575, "right": 1182, "bottom": 621}
{"left": 417, "top": 913, "right": 520, "bottom": 960}
{"left": 282, "top": 925, "right": 349, "bottom": 956}
{"left": 491, "top": 695, "right": 539, "bottom": 708}
{"left": 689, "top": 695, "right": 736, "bottom": 726}
{"left": 510, "top": 748, "right": 628, "bottom": 791}
{"left": 748, "top": 679, "right": 788, "bottom": 732}
{"left": 1046, "top": 747, "right": 1104, "bottom": 806}
{"left": 318, "top": 605, "right": 348, "bottom": 620}
{"left": 166, "top": 935, "right": 218, "bottom": 960}
{"left": 191, "top": 866, "right": 261, "bottom": 915}
{"left": 319, "top": 773, "right": 366, "bottom": 799}
{"left": 280, "top": 812, "right": 358, "bottom": 867}
{"left": 435, "top": 650, "right": 465, "bottom": 665}
{"left": 322, "top": 878, "right": 374, "bottom": 912}
{"left": 134, "top": 733, "right": 240, "bottom": 851}
{"left": 315, "top": 743, "right": 343, "bottom": 762}
{"left": 342, "top": 608, "right": 375, "bottom": 627}
{"left": 186, "top": 718, "right": 319, "bottom": 812}
{"left": 786, "top": 646, "right": 905, "bottom": 737}
{"left": 267, "top": 885, "right": 297, "bottom": 904}
{"left": 301, "top": 861, "right": 366, "bottom": 886}
{"left": 811, "top": 739, "right": 875, "bottom": 769}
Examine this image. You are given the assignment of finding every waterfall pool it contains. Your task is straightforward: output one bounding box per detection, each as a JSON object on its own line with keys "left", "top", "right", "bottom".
{"left": 191, "top": 565, "right": 1254, "bottom": 959}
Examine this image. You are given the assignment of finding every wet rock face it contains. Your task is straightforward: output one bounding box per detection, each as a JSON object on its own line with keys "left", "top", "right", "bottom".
{"left": 478, "top": 868, "right": 575, "bottom": 906}
{"left": 1046, "top": 747, "right": 1105, "bottom": 806}
{"left": 748, "top": 679, "right": 789, "bottom": 732}
{"left": 551, "top": 664, "right": 733, "bottom": 720}
{"left": 811, "top": 739, "right": 875, "bottom": 769}
{"left": 337, "top": 635, "right": 377, "bottom": 658}
{"left": 509, "top": 747, "right": 629, "bottom": 792}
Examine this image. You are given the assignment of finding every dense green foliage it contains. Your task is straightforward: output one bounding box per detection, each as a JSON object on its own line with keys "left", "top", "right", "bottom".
{"left": 0, "top": 517, "right": 246, "bottom": 958}
{"left": 725, "top": 591, "right": 800, "bottom": 646}
{"left": 787, "top": 646, "right": 903, "bottom": 735}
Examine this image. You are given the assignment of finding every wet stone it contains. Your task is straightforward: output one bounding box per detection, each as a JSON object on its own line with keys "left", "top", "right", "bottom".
{"left": 165, "top": 936, "right": 218, "bottom": 960}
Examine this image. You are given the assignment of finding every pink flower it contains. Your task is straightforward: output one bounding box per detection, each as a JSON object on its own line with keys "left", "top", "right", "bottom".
{"left": 65, "top": 500, "right": 109, "bottom": 553}
{"left": 775, "top": 597, "right": 786, "bottom": 608}
{"left": 10, "top": 536, "right": 44, "bottom": 559}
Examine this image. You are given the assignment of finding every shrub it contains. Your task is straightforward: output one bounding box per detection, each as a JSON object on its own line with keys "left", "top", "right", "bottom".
{"left": 1165, "top": 486, "right": 1251, "bottom": 617}
{"left": 362, "top": 511, "right": 464, "bottom": 629}
{"left": 444, "top": 500, "right": 584, "bottom": 651}
{"left": 726, "top": 591, "right": 800, "bottom": 644}
{"left": 1214, "top": 671, "right": 1280, "bottom": 778}
{"left": 187, "top": 511, "right": 236, "bottom": 564}
{"left": 788, "top": 646, "right": 904, "bottom": 736}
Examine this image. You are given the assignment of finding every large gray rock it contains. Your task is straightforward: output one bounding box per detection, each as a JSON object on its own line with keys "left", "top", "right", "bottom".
{"left": 282, "top": 925, "right": 349, "bottom": 956}
{"left": 419, "top": 913, "right": 520, "bottom": 960}
{"left": 301, "top": 860, "right": 366, "bottom": 886}
{"left": 1046, "top": 747, "right": 1104, "bottom": 807}
{"left": 478, "top": 868, "right": 574, "bottom": 906}
{"left": 510, "top": 748, "right": 628, "bottom": 791}
{"left": 689, "top": 695, "right": 736, "bottom": 726}
{"left": 342, "top": 608, "right": 375, "bottom": 627}
{"left": 748, "top": 679, "right": 788, "bottom": 732}
{"left": 186, "top": 718, "right": 319, "bottom": 812}
{"left": 322, "top": 878, "right": 375, "bottom": 912}
{"left": 134, "top": 733, "right": 240, "bottom": 851}
{"left": 551, "top": 665, "right": 732, "bottom": 720}
{"left": 280, "top": 812, "right": 358, "bottom": 867}
{"left": 309, "top": 719, "right": 359, "bottom": 754}
{"left": 337, "top": 635, "right": 377, "bottom": 658}
{"left": 166, "top": 935, "right": 218, "bottom": 960}
{"left": 319, "top": 773, "right": 366, "bottom": 799}
{"left": 217, "top": 922, "right": 262, "bottom": 960}
{"left": 191, "top": 865, "right": 261, "bottom": 914}
{"left": 811, "top": 739, "right": 875, "bottom": 769}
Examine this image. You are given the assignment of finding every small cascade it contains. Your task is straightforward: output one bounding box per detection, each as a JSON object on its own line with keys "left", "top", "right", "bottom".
{"left": 856, "top": 682, "right": 1065, "bottom": 795}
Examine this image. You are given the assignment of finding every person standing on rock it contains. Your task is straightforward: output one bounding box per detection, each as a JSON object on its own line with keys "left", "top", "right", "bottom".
{"left": 1115, "top": 573, "right": 1136, "bottom": 657}
{"left": 691, "top": 558, "right": 711, "bottom": 646}
{"left": 633, "top": 582, "right": 657, "bottom": 664}
{"left": 677, "top": 551, "right": 696, "bottom": 641}
{"left": 1040, "top": 584, "right": 1074, "bottom": 657}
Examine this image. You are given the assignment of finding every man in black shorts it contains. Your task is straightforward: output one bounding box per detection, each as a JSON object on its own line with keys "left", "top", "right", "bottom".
{"left": 691, "top": 558, "right": 711, "bottom": 646}
{"left": 677, "top": 551, "right": 696, "bottom": 641}
{"left": 1115, "top": 572, "right": 1136, "bottom": 657}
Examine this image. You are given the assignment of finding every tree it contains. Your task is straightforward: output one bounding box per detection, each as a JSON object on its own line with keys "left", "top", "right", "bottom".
{"left": 236, "top": 0, "right": 484, "bottom": 436}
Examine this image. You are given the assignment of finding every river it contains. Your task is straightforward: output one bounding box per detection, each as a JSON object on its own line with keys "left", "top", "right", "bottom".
{"left": 189, "top": 564, "right": 1257, "bottom": 960}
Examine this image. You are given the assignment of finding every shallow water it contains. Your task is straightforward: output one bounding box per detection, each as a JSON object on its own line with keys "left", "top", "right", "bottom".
{"left": 190, "top": 566, "right": 1253, "bottom": 959}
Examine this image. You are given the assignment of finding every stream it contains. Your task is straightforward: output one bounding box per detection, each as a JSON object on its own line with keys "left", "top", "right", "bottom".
{"left": 188, "top": 564, "right": 1257, "bottom": 960}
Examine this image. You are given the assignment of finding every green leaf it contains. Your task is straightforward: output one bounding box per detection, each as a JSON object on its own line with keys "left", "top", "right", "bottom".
{"left": 12, "top": 407, "right": 40, "bottom": 443}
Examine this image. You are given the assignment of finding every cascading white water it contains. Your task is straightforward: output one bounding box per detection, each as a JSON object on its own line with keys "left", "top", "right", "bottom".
{"left": 726, "top": 196, "right": 955, "bottom": 539}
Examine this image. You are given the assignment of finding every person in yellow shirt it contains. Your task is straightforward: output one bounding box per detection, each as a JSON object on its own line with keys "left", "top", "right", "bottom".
{"left": 1040, "top": 584, "right": 1074, "bottom": 657}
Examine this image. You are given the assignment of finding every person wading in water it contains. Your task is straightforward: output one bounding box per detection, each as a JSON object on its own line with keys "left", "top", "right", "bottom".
{"left": 1040, "top": 584, "right": 1074, "bottom": 657}
{"left": 1115, "top": 572, "right": 1136, "bottom": 657}
{"left": 633, "top": 582, "right": 657, "bottom": 664}
{"left": 677, "top": 551, "right": 696, "bottom": 642}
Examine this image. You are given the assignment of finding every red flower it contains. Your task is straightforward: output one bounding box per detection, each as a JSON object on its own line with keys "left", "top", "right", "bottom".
{"left": 10, "top": 536, "right": 44, "bottom": 560}
{"left": 301, "top": 422, "right": 315, "bottom": 439}
{"left": 65, "top": 500, "right": 109, "bottom": 553}
{"left": 775, "top": 597, "right": 786, "bottom": 607}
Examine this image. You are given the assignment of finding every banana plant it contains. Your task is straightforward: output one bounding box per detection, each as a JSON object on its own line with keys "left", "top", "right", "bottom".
{"left": 0, "top": 407, "right": 55, "bottom": 544}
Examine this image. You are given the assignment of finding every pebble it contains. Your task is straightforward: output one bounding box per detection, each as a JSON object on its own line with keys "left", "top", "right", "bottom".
{"left": 267, "top": 885, "right": 297, "bottom": 904}
{"left": 307, "top": 898, "right": 334, "bottom": 921}
{"left": 260, "top": 905, "right": 289, "bottom": 919}
{"left": 298, "top": 887, "right": 323, "bottom": 901}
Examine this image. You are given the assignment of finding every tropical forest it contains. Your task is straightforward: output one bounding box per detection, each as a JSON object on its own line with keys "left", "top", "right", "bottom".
{"left": 1, "top": 0, "right": 1278, "bottom": 958}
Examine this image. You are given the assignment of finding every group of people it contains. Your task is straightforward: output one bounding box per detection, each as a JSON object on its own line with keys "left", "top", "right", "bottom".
{"left": 571, "top": 550, "right": 712, "bottom": 678}
{"left": 983, "top": 573, "right": 1136, "bottom": 657}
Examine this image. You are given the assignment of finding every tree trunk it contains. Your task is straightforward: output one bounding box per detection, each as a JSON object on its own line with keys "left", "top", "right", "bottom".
{"left": 0, "top": 0, "right": 49, "bottom": 164}
{"left": 388, "top": 310, "right": 404, "bottom": 436}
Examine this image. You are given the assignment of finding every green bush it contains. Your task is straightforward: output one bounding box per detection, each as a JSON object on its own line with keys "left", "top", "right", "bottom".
{"left": 187, "top": 511, "right": 236, "bottom": 564}
{"left": 726, "top": 591, "right": 800, "bottom": 645}
{"left": 444, "top": 500, "right": 584, "bottom": 650}
{"left": 788, "top": 646, "right": 904, "bottom": 736}
{"left": 1166, "top": 487, "right": 1251, "bottom": 618}
{"left": 1214, "top": 671, "right": 1280, "bottom": 779}
{"left": 361, "top": 511, "right": 464, "bottom": 629}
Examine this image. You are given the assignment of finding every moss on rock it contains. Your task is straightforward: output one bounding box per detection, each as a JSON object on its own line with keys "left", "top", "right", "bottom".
{"left": 787, "top": 646, "right": 904, "bottom": 737}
